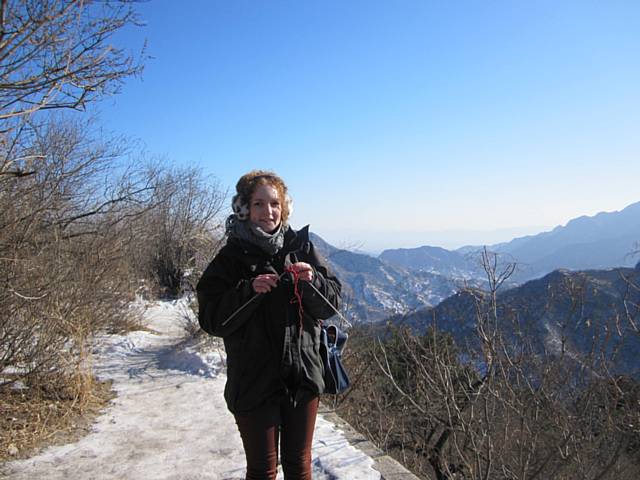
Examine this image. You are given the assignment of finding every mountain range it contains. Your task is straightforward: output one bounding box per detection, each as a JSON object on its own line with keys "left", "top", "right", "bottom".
{"left": 380, "top": 200, "right": 640, "bottom": 283}
{"left": 311, "top": 201, "right": 640, "bottom": 323}
{"left": 310, "top": 233, "right": 459, "bottom": 322}
{"left": 389, "top": 263, "right": 640, "bottom": 375}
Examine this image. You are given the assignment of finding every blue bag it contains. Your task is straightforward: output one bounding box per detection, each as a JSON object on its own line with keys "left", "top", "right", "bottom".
{"left": 320, "top": 323, "right": 350, "bottom": 394}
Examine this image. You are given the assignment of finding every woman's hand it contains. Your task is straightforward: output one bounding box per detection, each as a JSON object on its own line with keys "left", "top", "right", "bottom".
{"left": 289, "top": 262, "right": 314, "bottom": 282}
{"left": 252, "top": 274, "right": 279, "bottom": 293}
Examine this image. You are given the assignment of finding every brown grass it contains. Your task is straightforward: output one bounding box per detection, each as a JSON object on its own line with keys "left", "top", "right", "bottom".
{"left": 0, "top": 379, "right": 115, "bottom": 463}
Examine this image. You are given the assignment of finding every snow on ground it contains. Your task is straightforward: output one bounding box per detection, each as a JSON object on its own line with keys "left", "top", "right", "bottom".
{"left": 2, "top": 298, "right": 380, "bottom": 480}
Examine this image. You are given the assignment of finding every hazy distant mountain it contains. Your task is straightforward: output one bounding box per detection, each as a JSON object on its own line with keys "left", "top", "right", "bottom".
{"left": 488, "top": 201, "right": 640, "bottom": 281}
{"left": 310, "top": 233, "right": 458, "bottom": 322}
{"left": 378, "top": 245, "right": 482, "bottom": 279}
{"left": 392, "top": 262, "right": 640, "bottom": 375}
{"left": 308, "top": 201, "right": 640, "bottom": 322}
{"left": 382, "top": 201, "right": 640, "bottom": 283}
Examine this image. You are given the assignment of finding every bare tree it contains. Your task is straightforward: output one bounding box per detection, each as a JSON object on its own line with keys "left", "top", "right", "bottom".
{"left": 0, "top": 0, "right": 144, "bottom": 123}
{"left": 0, "top": 0, "right": 156, "bottom": 459}
{"left": 0, "top": 116, "right": 154, "bottom": 391}
{"left": 127, "top": 164, "right": 226, "bottom": 297}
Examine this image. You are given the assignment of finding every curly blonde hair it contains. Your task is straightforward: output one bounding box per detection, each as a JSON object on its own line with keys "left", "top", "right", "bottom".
{"left": 234, "top": 170, "right": 291, "bottom": 223}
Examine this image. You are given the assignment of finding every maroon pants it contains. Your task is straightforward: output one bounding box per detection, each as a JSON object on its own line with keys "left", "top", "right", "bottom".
{"left": 234, "top": 396, "right": 320, "bottom": 480}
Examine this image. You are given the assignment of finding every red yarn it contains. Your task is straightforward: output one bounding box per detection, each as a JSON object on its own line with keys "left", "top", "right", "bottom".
{"left": 285, "top": 265, "right": 304, "bottom": 337}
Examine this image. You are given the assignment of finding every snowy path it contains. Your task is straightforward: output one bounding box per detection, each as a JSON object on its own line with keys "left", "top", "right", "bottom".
{"left": 2, "top": 299, "right": 380, "bottom": 480}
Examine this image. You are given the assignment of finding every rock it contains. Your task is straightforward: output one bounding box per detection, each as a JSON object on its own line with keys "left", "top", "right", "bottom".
{"left": 8, "top": 444, "right": 19, "bottom": 456}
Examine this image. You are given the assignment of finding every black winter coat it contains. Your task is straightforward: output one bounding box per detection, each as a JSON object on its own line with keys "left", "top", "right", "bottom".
{"left": 196, "top": 225, "right": 341, "bottom": 414}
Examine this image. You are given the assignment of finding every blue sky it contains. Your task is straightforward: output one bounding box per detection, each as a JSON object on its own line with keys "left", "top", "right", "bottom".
{"left": 96, "top": 0, "right": 640, "bottom": 252}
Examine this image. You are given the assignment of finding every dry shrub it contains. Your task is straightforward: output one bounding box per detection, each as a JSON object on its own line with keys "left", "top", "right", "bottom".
{"left": 1, "top": 115, "right": 225, "bottom": 459}
{"left": 2, "top": 117, "right": 147, "bottom": 381}
{"left": 0, "top": 380, "right": 115, "bottom": 462}
{"left": 0, "top": 0, "right": 230, "bottom": 463}
{"left": 337, "top": 252, "right": 640, "bottom": 480}
{"left": 0, "top": 116, "right": 155, "bottom": 462}
{"left": 124, "top": 165, "right": 226, "bottom": 298}
{"left": 341, "top": 324, "right": 640, "bottom": 480}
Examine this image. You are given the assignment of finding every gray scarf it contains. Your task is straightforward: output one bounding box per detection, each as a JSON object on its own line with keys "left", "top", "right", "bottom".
{"left": 225, "top": 215, "right": 288, "bottom": 255}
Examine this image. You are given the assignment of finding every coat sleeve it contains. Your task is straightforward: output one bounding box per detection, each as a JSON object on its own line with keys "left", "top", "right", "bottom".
{"left": 300, "top": 241, "right": 342, "bottom": 320}
{"left": 196, "top": 250, "right": 263, "bottom": 337}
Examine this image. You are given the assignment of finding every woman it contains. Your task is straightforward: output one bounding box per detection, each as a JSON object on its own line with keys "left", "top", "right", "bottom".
{"left": 196, "top": 170, "right": 341, "bottom": 480}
